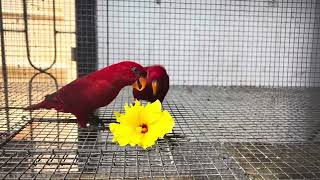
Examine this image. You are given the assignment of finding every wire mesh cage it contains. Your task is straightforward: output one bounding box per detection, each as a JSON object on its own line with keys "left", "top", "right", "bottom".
{"left": 1, "top": 0, "right": 320, "bottom": 179}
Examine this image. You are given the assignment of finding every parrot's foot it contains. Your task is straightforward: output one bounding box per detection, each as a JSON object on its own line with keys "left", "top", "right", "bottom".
{"left": 87, "top": 125, "right": 103, "bottom": 131}
{"left": 88, "top": 114, "right": 106, "bottom": 131}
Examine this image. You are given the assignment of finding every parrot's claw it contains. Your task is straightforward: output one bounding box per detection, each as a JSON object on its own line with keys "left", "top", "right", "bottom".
{"left": 100, "top": 121, "right": 106, "bottom": 130}
{"left": 88, "top": 114, "right": 106, "bottom": 131}
{"left": 87, "top": 125, "right": 102, "bottom": 131}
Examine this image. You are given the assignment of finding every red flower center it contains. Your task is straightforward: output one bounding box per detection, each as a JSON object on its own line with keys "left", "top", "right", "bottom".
{"left": 141, "top": 124, "right": 148, "bottom": 134}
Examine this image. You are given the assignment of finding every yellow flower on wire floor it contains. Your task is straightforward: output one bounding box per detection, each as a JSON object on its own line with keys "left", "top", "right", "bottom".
{"left": 109, "top": 100, "right": 175, "bottom": 149}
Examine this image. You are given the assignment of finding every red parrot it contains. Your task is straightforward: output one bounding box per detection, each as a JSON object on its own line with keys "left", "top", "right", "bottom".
{"left": 133, "top": 65, "right": 169, "bottom": 103}
{"left": 25, "top": 61, "right": 147, "bottom": 128}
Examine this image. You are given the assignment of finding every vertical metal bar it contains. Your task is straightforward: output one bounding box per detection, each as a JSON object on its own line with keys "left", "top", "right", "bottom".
{"left": 52, "top": 0, "right": 60, "bottom": 143}
{"left": 76, "top": 0, "right": 97, "bottom": 77}
{"left": 106, "top": 0, "right": 109, "bottom": 66}
{"left": 0, "top": 0, "right": 10, "bottom": 132}
{"left": 23, "top": 0, "right": 35, "bottom": 142}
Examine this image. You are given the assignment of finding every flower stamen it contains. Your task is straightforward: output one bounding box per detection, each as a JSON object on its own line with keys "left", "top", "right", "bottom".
{"left": 141, "top": 124, "right": 148, "bottom": 134}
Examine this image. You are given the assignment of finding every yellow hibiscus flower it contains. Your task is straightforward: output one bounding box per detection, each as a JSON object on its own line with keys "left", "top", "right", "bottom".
{"left": 109, "top": 100, "right": 175, "bottom": 149}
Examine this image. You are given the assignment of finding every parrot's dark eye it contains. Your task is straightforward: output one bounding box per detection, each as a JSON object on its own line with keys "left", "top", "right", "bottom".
{"left": 131, "top": 67, "right": 139, "bottom": 74}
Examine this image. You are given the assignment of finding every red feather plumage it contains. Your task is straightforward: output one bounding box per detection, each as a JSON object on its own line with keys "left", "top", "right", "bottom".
{"left": 133, "top": 65, "right": 169, "bottom": 103}
{"left": 26, "top": 61, "right": 146, "bottom": 128}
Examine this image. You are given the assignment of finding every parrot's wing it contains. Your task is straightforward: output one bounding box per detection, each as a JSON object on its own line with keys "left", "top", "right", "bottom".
{"left": 55, "top": 77, "right": 117, "bottom": 113}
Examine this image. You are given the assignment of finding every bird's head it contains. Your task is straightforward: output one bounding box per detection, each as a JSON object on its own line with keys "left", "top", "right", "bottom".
{"left": 145, "top": 65, "right": 168, "bottom": 96}
{"left": 111, "top": 61, "right": 147, "bottom": 91}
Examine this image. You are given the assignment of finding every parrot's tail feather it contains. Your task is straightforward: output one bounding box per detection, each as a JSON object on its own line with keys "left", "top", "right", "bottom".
{"left": 24, "top": 101, "right": 49, "bottom": 111}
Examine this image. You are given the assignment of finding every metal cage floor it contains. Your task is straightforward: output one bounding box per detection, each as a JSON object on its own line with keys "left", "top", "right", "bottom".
{"left": 0, "top": 83, "right": 320, "bottom": 179}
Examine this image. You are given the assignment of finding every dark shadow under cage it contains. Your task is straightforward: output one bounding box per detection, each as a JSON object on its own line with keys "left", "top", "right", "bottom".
{"left": 1, "top": 0, "right": 320, "bottom": 179}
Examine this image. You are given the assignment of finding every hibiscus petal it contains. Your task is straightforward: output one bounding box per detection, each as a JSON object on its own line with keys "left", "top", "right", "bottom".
{"left": 109, "top": 100, "right": 175, "bottom": 149}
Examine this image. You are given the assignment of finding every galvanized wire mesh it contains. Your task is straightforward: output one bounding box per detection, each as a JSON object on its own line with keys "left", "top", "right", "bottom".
{"left": 1, "top": 0, "right": 320, "bottom": 179}
{"left": 98, "top": 0, "right": 320, "bottom": 86}
{"left": 0, "top": 85, "right": 319, "bottom": 179}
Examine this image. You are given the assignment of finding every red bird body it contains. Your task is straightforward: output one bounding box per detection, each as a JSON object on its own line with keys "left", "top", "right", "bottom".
{"left": 133, "top": 65, "right": 169, "bottom": 103}
{"left": 26, "top": 61, "right": 147, "bottom": 128}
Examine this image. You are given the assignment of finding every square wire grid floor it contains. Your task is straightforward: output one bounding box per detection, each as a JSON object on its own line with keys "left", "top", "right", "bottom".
{"left": 0, "top": 83, "right": 320, "bottom": 179}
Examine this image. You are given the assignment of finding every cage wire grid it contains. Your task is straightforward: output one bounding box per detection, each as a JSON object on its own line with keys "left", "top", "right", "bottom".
{"left": 0, "top": 0, "right": 320, "bottom": 179}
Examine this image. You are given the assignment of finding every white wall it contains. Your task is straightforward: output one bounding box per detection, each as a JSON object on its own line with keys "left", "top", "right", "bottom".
{"left": 97, "top": 0, "right": 320, "bottom": 87}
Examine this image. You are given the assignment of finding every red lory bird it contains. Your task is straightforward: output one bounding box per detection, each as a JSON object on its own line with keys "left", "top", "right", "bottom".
{"left": 25, "top": 61, "right": 147, "bottom": 128}
{"left": 133, "top": 65, "right": 169, "bottom": 103}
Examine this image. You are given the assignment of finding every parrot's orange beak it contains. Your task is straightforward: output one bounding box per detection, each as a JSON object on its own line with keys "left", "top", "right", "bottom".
{"left": 132, "top": 77, "right": 147, "bottom": 91}
{"left": 151, "top": 80, "right": 158, "bottom": 96}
